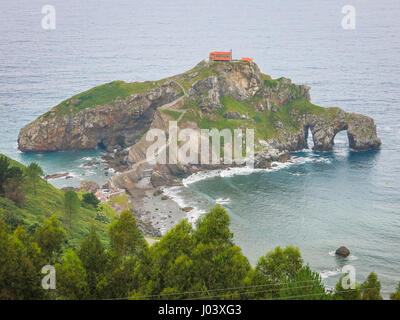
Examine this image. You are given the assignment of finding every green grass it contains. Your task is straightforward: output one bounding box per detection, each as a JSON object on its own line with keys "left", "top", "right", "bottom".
{"left": 0, "top": 154, "right": 117, "bottom": 247}
{"left": 45, "top": 80, "right": 160, "bottom": 116}
{"left": 109, "top": 193, "right": 132, "bottom": 211}
{"left": 179, "top": 95, "right": 341, "bottom": 150}
{"left": 160, "top": 109, "right": 182, "bottom": 120}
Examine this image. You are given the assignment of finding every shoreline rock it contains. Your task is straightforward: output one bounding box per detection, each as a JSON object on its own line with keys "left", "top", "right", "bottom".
{"left": 45, "top": 172, "right": 69, "bottom": 180}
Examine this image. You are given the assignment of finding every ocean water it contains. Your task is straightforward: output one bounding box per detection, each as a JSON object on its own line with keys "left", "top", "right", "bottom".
{"left": 0, "top": 0, "right": 399, "bottom": 297}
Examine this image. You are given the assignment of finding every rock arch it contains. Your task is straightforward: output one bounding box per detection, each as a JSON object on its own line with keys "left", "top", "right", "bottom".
{"left": 304, "top": 111, "right": 381, "bottom": 151}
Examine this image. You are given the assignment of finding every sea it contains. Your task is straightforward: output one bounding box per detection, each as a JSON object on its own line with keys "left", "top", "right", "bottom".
{"left": 0, "top": 0, "right": 399, "bottom": 297}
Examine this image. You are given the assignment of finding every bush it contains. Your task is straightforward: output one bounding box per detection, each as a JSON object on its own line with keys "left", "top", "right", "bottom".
{"left": 94, "top": 212, "right": 110, "bottom": 224}
{"left": 82, "top": 193, "right": 100, "bottom": 209}
{"left": 0, "top": 208, "right": 24, "bottom": 230}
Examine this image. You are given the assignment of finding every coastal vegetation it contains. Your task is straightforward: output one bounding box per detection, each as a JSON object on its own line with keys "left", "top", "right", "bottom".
{"left": 0, "top": 201, "right": 394, "bottom": 300}
{"left": 46, "top": 80, "right": 162, "bottom": 116}
{"left": 0, "top": 154, "right": 117, "bottom": 247}
{"left": 0, "top": 155, "right": 397, "bottom": 300}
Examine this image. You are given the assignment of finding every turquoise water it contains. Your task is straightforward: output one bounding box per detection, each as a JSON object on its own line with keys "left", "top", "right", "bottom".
{"left": 0, "top": 0, "right": 399, "bottom": 296}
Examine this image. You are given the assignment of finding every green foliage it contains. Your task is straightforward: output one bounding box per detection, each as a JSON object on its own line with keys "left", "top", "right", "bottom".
{"left": 0, "top": 156, "right": 25, "bottom": 205}
{"left": 0, "top": 154, "right": 115, "bottom": 245}
{"left": 361, "top": 272, "right": 383, "bottom": 300}
{"left": 94, "top": 212, "right": 110, "bottom": 224}
{"left": 78, "top": 226, "right": 108, "bottom": 298}
{"left": 25, "top": 162, "right": 44, "bottom": 196}
{"left": 146, "top": 206, "right": 250, "bottom": 299}
{"left": 279, "top": 266, "right": 328, "bottom": 300}
{"left": 250, "top": 246, "right": 303, "bottom": 298}
{"left": 0, "top": 156, "right": 11, "bottom": 194}
{"left": 0, "top": 218, "right": 44, "bottom": 299}
{"left": 48, "top": 80, "right": 159, "bottom": 116}
{"left": 33, "top": 215, "right": 67, "bottom": 263}
{"left": 0, "top": 205, "right": 24, "bottom": 230}
{"left": 0, "top": 173, "right": 395, "bottom": 303}
{"left": 109, "top": 210, "right": 147, "bottom": 259}
{"left": 82, "top": 193, "right": 100, "bottom": 209}
{"left": 64, "top": 190, "right": 80, "bottom": 230}
{"left": 255, "top": 246, "right": 303, "bottom": 283}
{"left": 194, "top": 205, "right": 233, "bottom": 245}
{"left": 333, "top": 274, "right": 361, "bottom": 300}
{"left": 55, "top": 249, "right": 88, "bottom": 299}
{"left": 390, "top": 281, "right": 400, "bottom": 300}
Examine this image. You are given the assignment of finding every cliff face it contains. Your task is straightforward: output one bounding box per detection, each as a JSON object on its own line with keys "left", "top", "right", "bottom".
{"left": 18, "top": 60, "right": 381, "bottom": 191}
{"left": 18, "top": 82, "right": 182, "bottom": 152}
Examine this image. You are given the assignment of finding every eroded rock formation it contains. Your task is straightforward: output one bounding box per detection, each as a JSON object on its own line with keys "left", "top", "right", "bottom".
{"left": 18, "top": 82, "right": 182, "bottom": 152}
{"left": 18, "top": 60, "right": 381, "bottom": 193}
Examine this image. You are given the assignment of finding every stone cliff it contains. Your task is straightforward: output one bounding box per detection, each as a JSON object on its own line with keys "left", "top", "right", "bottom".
{"left": 18, "top": 81, "right": 182, "bottom": 152}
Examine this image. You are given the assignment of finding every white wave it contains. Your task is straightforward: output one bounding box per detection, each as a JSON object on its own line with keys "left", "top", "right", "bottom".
{"left": 319, "top": 268, "right": 341, "bottom": 279}
{"left": 347, "top": 255, "right": 358, "bottom": 261}
{"left": 216, "top": 197, "right": 230, "bottom": 204}
{"left": 329, "top": 251, "right": 358, "bottom": 261}
{"left": 182, "top": 156, "right": 330, "bottom": 186}
{"left": 161, "top": 186, "right": 205, "bottom": 224}
{"left": 80, "top": 157, "right": 93, "bottom": 161}
{"left": 165, "top": 155, "right": 332, "bottom": 225}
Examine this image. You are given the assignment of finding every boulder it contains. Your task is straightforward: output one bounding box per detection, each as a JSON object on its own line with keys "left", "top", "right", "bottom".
{"left": 223, "top": 111, "right": 241, "bottom": 119}
{"left": 335, "top": 246, "right": 350, "bottom": 258}
{"left": 182, "top": 207, "right": 194, "bottom": 212}
{"left": 79, "top": 180, "right": 100, "bottom": 193}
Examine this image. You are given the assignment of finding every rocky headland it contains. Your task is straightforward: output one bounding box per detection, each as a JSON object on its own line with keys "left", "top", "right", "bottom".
{"left": 18, "top": 60, "right": 381, "bottom": 234}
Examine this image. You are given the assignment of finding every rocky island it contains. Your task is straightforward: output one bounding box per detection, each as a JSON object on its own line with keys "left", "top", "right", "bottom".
{"left": 18, "top": 60, "right": 381, "bottom": 235}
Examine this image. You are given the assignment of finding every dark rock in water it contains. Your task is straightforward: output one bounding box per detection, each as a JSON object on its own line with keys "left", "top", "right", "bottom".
{"left": 153, "top": 189, "right": 163, "bottom": 196}
{"left": 83, "top": 161, "right": 100, "bottom": 167}
{"left": 335, "top": 246, "right": 350, "bottom": 258}
{"left": 45, "top": 172, "right": 69, "bottom": 180}
{"left": 65, "top": 176, "right": 73, "bottom": 179}
{"left": 101, "top": 155, "right": 114, "bottom": 162}
{"left": 161, "top": 195, "right": 169, "bottom": 200}
{"left": 182, "top": 207, "right": 194, "bottom": 212}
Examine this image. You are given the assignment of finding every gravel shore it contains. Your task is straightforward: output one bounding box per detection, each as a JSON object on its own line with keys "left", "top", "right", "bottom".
{"left": 131, "top": 186, "right": 188, "bottom": 236}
